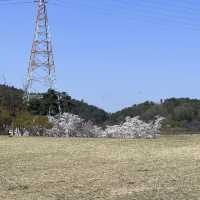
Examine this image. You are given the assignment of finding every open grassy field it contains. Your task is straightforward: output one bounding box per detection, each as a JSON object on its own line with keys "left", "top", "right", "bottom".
{"left": 0, "top": 135, "right": 200, "bottom": 200}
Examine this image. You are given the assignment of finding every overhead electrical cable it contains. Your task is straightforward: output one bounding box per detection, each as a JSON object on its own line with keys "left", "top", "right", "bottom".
{"left": 50, "top": 0, "right": 200, "bottom": 31}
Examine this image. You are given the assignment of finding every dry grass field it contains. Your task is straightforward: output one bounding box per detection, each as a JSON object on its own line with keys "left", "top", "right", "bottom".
{"left": 0, "top": 135, "right": 200, "bottom": 200}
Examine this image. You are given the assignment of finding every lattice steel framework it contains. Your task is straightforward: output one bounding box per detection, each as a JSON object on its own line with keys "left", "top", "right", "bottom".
{"left": 24, "top": 0, "right": 55, "bottom": 100}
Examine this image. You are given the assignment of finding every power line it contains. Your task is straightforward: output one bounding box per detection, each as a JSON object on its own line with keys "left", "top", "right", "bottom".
{"left": 0, "top": 0, "right": 33, "bottom": 5}
{"left": 0, "top": 0, "right": 200, "bottom": 31}
{"left": 51, "top": 0, "right": 200, "bottom": 22}
{"left": 49, "top": 0, "right": 200, "bottom": 31}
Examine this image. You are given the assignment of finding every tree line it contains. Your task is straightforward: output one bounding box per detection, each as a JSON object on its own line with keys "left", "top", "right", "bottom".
{"left": 110, "top": 98, "right": 200, "bottom": 131}
{"left": 1, "top": 84, "right": 200, "bottom": 134}
{"left": 0, "top": 85, "right": 52, "bottom": 135}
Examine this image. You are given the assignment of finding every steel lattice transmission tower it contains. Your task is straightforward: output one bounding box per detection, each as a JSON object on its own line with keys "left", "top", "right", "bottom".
{"left": 24, "top": 0, "right": 55, "bottom": 100}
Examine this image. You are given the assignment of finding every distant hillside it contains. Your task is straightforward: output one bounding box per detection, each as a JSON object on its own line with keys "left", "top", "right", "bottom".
{"left": 1, "top": 84, "right": 200, "bottom": 132}
{"left": 0, "top": 84, "right": 109, "bottom": 126}
{"left": 110, "top": 98, "right": 200, "bottom": 131}
{"left": 69, "top": 99, "right": 109, "bottom": 125}
{"left": 0, "top": 84, "right": 24, "bottom": 114}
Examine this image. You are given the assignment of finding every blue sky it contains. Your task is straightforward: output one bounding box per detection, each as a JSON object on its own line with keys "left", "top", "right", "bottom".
{"left": 0, "top": 0, "right": 200, "bottom": 112}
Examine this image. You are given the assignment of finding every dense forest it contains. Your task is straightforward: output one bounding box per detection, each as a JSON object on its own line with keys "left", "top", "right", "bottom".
{"left": 0, "top": 84, "right": 109, "bottom": 134}
{"left": 110, "top": 99, "right": 200, "bottom": 131}
{"left": 1, "top": 84, "right": 200, "bottom": 134}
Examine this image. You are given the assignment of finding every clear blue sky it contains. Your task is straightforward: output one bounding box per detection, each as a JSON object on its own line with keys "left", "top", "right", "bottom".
{"left": 0, "top": 0, "right": 200, "bottom": 112}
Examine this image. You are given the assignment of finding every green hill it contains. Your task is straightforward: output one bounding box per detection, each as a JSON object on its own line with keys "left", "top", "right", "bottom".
{"left": 1, "top": 84, "right": 200, "bottom": 133}
{"left": 110, "top": 98, "right": 200, "bottom": 131}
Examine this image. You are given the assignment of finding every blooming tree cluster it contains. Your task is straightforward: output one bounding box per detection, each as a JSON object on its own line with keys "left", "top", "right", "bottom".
{"left": 45, "top": 113, "right": 164, "bottom": 139}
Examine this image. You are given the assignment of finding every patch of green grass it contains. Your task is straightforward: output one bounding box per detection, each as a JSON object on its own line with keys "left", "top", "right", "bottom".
{"left": 0, "top": 135, "right": 200, "bottom": 199}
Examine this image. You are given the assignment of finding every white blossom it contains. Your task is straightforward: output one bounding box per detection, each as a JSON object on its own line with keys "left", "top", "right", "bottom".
{"left": 46, "top": 113, "right": 164, "bottom": 139}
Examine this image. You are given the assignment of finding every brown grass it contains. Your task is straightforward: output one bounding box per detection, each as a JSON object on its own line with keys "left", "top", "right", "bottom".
{"left": 0, "top": 135, "right": 200, "bottom": 199}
